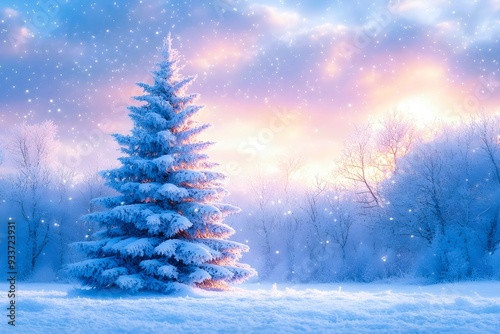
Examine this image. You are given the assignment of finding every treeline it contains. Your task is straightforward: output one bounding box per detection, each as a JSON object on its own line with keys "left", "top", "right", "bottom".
{"left": 1, "top": 113, "right": 499, "bottom": 283}
{"left": 228, "top": 112, "right": 500, "bottom": 283}
{"left": 0, "top": 122, "right": 113, "bottom": 280}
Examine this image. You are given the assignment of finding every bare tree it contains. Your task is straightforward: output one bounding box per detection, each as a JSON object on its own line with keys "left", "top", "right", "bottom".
{"left": 484, "top": 207, "right": 500, "bottom": 255}
{"left": 474, "top": 113, "right": 500, "bottom": 254}
{"left": 72, "top": 163, "right": 116, "bottom": 250}
{"left": 6, "top": 121, "right": 59, "bottom": 276}
{"left": 246, "top": 159, "right": 306, "bottom": 279}
{"left": 278, "top": 155, "right": 304, "bottom": 195}
{"left": 337, "top": 125, "right": 381, "bottom": 208}
{"left": 326, "top": 189, "right": 355, "bottom": 262}
{"left": 249, "top": 176, "right": 280, "bottom": 278}
{"left": 299, "top": 175, "right": 330, "bottom": 278}
{"left": 50, "top": 164, "right": 79, "bottom": 268}
{"left": 337, "top": 112, "right": 418, "bottom": 209}
{"left": 276, "top": 156, "right": 304, "bottom": 279}
{"left": 301, "top": 176, "right": 328, "bottom": 237}
{"left": 78, "top": 163, "right": 114, "bottom": 214}
{"left": 377, "top": 110, "right": 417, "bottom": 175}
{"left": 475, "top": 113, "right": 500, "bottom": 184}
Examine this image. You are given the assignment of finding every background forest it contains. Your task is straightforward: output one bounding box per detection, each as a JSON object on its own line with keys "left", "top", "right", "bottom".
{"left": 1, "top": 112, "right": 499, "bottom": 283}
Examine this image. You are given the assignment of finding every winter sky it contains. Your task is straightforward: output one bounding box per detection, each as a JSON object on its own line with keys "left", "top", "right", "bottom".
{"left": 1, "top": 0, "right": 499, "bottom": 188}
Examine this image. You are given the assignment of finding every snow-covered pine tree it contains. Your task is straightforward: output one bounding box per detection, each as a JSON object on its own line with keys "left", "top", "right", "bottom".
{"left": 68, "top": 35, "right": 256, "bottom": 293}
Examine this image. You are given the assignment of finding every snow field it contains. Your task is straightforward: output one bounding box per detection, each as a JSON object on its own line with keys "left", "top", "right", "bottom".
{"left": 1, "top": 281, "right": 499, "bottom": 333}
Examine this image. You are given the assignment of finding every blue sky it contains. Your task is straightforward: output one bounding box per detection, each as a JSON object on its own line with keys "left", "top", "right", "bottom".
{"left": 0, "top": 0, "right": 499, "bottom": 186}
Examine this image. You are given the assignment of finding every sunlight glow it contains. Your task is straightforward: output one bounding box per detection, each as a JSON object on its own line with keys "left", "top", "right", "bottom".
{"left": 396, "top": 96, "right": 441, "bottom": 125}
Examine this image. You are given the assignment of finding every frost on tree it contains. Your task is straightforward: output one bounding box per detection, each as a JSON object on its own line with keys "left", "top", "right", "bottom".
{"left": 68, "top": 35, "right": 256, "bottom": 292}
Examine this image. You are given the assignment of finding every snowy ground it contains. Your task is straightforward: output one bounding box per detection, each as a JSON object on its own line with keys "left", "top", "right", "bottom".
{"left": 1, "top": 281, "right": 499, "bottom": 333}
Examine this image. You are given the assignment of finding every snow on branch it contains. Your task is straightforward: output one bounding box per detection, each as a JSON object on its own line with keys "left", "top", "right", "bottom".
{"left": 155, "top": 239, "right": 220, "bottom": 265}
{"left": 116, "top": 274, "right": 144, "bottom": 292}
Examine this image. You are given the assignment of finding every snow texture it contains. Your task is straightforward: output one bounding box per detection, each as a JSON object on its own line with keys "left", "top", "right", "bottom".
{"left": 1, "top": 281, "right": 499, "bottom": 333}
